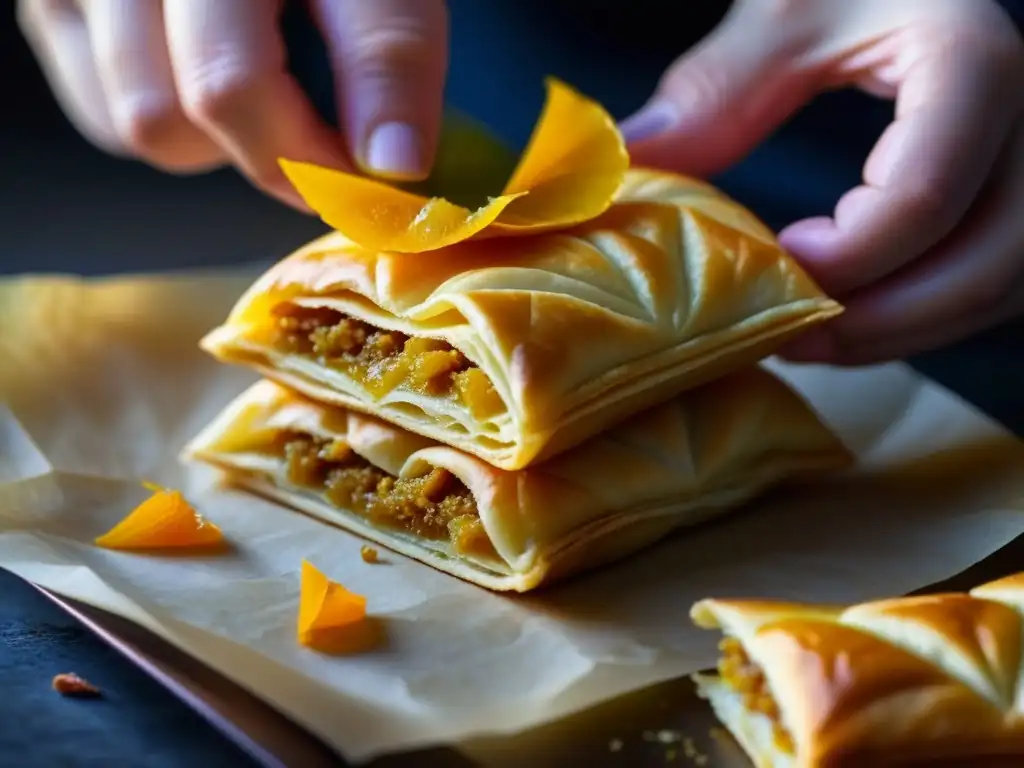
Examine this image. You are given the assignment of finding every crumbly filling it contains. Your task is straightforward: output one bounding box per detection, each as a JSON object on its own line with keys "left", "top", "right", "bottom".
{"left": 280, "top": 433, "right": 497, "bottom": 560}
{"left": 717, "top": 637, "right": 794, "bottom": 754}
{"left": 270, "top": 304, "right": 505, "bottom": 419}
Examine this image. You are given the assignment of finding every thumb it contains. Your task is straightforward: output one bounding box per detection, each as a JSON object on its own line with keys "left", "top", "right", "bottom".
{"left": 312, "top": 0, "right": 448, "bottom": 182}
{"left": 621, "top": 10, "right": 818, "bottom": 177}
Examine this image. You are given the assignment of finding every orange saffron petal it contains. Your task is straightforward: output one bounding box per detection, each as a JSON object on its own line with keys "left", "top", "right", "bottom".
{"left": 278, "top": 163, "right": 522, "bottom": 253}
{"left": 94, "top": 485, "right": 224, "bottom": 551}
{"left": 298, "top": 560, "right": 370, "bottom": 653}
{"left": 280, "top": 77, "right": 628, "bottom": 253}
{"left": 496, "top": 77, "right": 630, "bottom": 229}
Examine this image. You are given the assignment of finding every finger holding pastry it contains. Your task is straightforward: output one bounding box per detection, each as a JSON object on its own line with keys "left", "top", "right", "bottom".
{"left": 199, "top": 81, "right": 841, "bottom": 472}
{"left": 16, "top": 0, "right": 451, "bottom": 209}
{"left": 624, "top": 0, "right": 1024, "bottom": 365}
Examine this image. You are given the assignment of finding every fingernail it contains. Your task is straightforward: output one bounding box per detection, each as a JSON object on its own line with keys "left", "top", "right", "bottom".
{"left": 362, "top": 121, "right": 427, "bottom": 181}
{"left": 778, "top": 218, "right": 838, "bottom": 261}
{"left": 619, "top": 101, "right": 678, "bottom": 143}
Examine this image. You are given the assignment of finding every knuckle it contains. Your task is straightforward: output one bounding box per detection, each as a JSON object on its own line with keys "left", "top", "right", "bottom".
{"left": 179, "top": 61, "right": 257, "bottom": 125}
{"left": 925, "top": 10, "right": 1024, "bottom": 76}
{"left": 966, "top": 2, "right": 1024, "bottom": 50}
{"left": 901, "top": 182, "right": 953, "bottom": 224}
{"left": 341, "top": 22, "right": 438, "bottom": 81}
{"left": 112, "top": 96, "right": 224, "bottom": 173}
{"left": 908, "top": 22, "right": 961, "bottom": 57}
{"left": 731, "top": 0, "right": 817, "bottom": 46}
{"left": 113, "top": 97, "right": 183, "bottom": 154}
{"left": 660, "top": 58, "right": 727, "bottom": 115}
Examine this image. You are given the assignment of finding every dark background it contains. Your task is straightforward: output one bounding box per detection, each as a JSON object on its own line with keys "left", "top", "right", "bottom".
{"left": 1, "top": 2, "right": 1022, "bottom": 766}
{"left": 0, "top": 0, "right": 895, "bottom": 275}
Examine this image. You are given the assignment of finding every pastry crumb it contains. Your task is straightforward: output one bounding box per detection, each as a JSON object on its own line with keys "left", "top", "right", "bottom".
{"left": 608, "top": 738, "right": 623, "bottom": 752}
{"left": 641, "top": 730, "right": 684, "bottom": 762}
{"left": 52, "top": 673, "right": 101, "bottom": 698}
{"left": 682, "top": 736, "right": 708, "bottom": 765}
{"left": 360, "top": 545, "right": 379, "bottom": 563}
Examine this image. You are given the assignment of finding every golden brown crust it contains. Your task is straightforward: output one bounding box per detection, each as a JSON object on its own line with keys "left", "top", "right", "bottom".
{"left": 692, "top": 575, "right": 1024, "bottom": 767}
{"left": 184, "top": 367, "right": 851, "bottom": 592}
{"left": 200, "top": 169, "right": 842, "bottom": 470}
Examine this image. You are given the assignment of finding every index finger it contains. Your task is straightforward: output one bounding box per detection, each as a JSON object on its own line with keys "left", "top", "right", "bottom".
{"left": 779, "top": 32, "right": 1024, "bottom": 296}
{"left": 164, "top": 0, "right": 352, "bottom": 208}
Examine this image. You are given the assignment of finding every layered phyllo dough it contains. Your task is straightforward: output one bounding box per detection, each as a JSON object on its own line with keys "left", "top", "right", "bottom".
{"left": 201, "top": 79, "right": 840, "bottom": 470}
{"left": 692, "top": 573, "right": 1024, "bottom": 766}
{"left": 200, "top": 167, "right": 840, "bottom": 470}
{"left": 184, "top": 367, "right": 851, "bottom": 592}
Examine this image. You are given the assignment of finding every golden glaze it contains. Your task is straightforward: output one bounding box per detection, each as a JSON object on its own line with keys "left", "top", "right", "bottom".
{"left": 693, "top": 574, "right": 1024, "bottom": 766}
{"left": 201, "top": 169, "right": 841, "bottom": 470}
{"left": 846, "top": 594, "right": 1024, "bottom": 706}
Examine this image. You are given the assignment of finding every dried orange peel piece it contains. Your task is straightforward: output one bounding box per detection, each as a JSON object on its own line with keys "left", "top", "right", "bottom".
{"left": 279, "top": 77, "right": 629, "bottom": 253}
{"left": 94, "top": 482, "right": 225, "bottom": 551}
{"left": 297, "top": 560, "right": 376, "bottom": 654}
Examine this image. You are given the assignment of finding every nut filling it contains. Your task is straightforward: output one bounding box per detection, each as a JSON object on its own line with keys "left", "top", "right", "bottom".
{"left": 718, "top": 638, "right": 794, "bottom": 754}
{"left": 280, "top": 433, "right": 498, "bottom": 561}
{"left": 270, "top": 305, "right": 505, "bottom": 419}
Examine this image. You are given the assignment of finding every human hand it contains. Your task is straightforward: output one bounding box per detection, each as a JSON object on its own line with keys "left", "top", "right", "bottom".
{"left": 18, "top": 0, "right": 448, "bottom": 209}
{"left": 621, "top": 0, "right": 1024, "bottom": 365}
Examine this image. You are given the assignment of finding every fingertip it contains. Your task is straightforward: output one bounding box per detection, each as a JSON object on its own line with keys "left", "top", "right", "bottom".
{"left": 619, "top": 101, "right": 679, "bottom": 144}
{"left": 778, "top": 217, "right": 839, "bottom": 258}
{"left": 312, "top": 0, "right": 446, "bottom": 182}
{"left": 778, "top": 216, "right": 860, "bottom": 294}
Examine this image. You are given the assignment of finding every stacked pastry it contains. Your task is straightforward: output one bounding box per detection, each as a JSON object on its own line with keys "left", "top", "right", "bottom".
{"left": 692, "top": 572, "right": 1024, "bottom": 766}
{"left": 183, "top": 80, "right": 854, "bottom": 592}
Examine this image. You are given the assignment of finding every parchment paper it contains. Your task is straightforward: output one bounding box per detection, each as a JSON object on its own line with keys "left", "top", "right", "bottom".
{"left": 2, "top": 272, "right": 1024, "bottom": 763}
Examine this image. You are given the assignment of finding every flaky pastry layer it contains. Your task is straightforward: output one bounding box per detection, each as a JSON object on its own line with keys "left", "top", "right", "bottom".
{"left": 200, "top": 168, "right": 842, "bottom": 470}
{"left": 691, "top": 573, "right": 1024, "bottom": 767}
{"left": 183, "top": 368, "right": 851, "bottom": 592}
